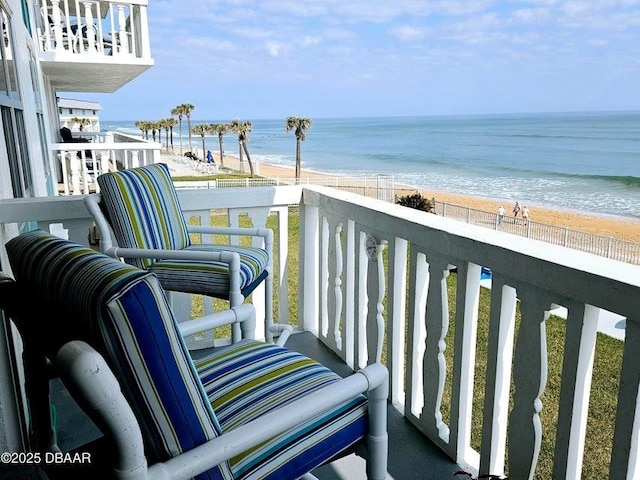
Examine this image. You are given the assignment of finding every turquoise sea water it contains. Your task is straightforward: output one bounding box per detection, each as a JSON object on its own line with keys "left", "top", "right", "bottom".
{"left": 103, "top": 111, "right": 640, "bottom": 219}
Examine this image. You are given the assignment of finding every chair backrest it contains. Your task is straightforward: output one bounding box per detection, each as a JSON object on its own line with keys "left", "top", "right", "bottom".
{"left": 97, "top": 163, "right": 191, "bottom": 269}
{"left": 6, "top": 230, "right": 232, "bottom": 478}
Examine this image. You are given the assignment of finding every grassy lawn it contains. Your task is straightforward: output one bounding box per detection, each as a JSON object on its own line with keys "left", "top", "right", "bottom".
{"left": 187, "top": 201, "right": 621, "bottom": 479}
{"left": 442, "top": 274, "right": 621, "bottom": 479}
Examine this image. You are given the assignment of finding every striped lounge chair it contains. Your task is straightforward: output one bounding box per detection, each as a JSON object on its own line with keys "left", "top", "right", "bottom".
{"left": 84, "top": 163, "right": 278, "bottom": 343}
{"left": 4, "top": 230, "right": 388, "bottom": 479}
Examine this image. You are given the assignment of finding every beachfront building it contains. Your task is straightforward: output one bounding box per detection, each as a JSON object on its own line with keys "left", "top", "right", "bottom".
{"left": 57, "top": 97, "right": 102, "bottom": 132}
{"left": 0, "top": 0, "right": 154, "bottom": 450}
{"left": 1, "top": 2, "right": 639, "bottom": 480}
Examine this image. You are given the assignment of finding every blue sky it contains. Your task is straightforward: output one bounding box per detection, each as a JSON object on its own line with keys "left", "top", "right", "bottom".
{"left": 85, "top": 0, "right": 640, "bottom": 121}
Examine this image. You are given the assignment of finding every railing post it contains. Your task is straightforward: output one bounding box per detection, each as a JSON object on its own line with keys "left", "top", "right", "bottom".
{"left": 117, "top": 4, "right": 130, "bottom": 54}
{"left": 51, "top": 0, "right": 65, "bottom": 51}
{"left": 82, "top": 2, "right": 96, "bottom": 52}
{"left": 300, "top": 201, "right": 320, "bottom": 335}
{"left": 69, "top": 154, "right": 81, "bottom": 195}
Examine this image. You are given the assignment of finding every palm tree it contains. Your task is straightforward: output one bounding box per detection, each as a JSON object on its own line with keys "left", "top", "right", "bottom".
{"left": 192, "top": 124, "right": 208, "bottom": 163}
{"left": 161, "top": 118, "right": 174, "bottom": 150}
{"left": 135, "top": 120, "right": 145, "bottom": 138}
{"left": 166, "top": 117, "right": 178, "bottom": 151}
{"left": 71, "top": 116, "right": 91, "bottom": 132}
{"left": 171, "top": 106, "right": 185, "bottom": 154}
{"left": 230, "top": 119, "right": 255, "bottom": 177}
{"left": 180, "top": 103, "right": 195, "bottom": 152}
{"left": 150, "top": 121, "right": 158, "bottom": 142}
{"left": 209, "top": 123, "right": 230, "bottom": 167}
{"left": 285, "top": 116, "right": 312, "bottom": 179}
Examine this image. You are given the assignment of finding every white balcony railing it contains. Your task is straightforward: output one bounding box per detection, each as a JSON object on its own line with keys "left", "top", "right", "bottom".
{"left": 52, "top": 131, "right": 161, "bottom": 195}
{"left": 37, "top": 0, "right": 150, "bottom": 59}
{"left": 0, "top": 186, "right": 638, "bottom": 478}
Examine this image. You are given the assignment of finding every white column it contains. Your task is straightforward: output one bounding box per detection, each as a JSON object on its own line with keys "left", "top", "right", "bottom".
{"left": 82, "top": 2, "right": 96, "bottom": 52}
{"left": 117, "top": 5, "right": 129, "bottom": 54}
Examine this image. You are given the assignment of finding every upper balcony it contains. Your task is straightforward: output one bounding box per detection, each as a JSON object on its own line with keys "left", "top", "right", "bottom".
{"left": 36, "top": 0, "right": 153, "bottom": 92}
{"left": 0, "top": 184, "right": 638, "bottom": 478}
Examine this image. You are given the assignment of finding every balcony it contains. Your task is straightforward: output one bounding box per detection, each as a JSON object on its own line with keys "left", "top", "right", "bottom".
{"left": 36, "top": 0, "right": 154, "bottom": 92}
{"left": 0, "top": 185, "right": 638, "bottom": 478}
{"left": 52, "top": 131, "right": 161, "bottom": 194}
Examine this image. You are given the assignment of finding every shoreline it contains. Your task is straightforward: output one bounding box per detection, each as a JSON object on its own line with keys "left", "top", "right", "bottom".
{"left": 163, "top": 151, "right": 640, "bottom": 244}
{"left": 255, "top": 160, "right": 640, "bottom": 244}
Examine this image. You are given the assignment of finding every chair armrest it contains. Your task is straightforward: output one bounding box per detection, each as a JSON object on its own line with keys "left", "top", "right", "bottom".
{"left": 187, "top": 225, "right": 273, "bottom": 242}
{"left": 104, "top": 246, "right": 240, "bottom": 266}
{"left": 148, "top": 363, "right": 388, "bottom": 480}
{"left": 178, "top": 304, "right": 255, "bottom": 339}
{"left": 56, "top": 341, "right": 148, "bottom": 479}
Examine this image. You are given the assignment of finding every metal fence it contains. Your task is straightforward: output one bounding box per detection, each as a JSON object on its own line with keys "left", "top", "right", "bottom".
{"left": 175, "top": 175, "right": 396, "bottom": 203}
{"left": 433, "top": 201, "right": 640, "bottom": 265}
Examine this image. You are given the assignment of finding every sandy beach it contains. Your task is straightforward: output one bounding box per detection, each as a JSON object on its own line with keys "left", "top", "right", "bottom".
{"left": 164, "top": 151, "right": 640, "bottom": 244}
{"left": 257, "top": 161, "right": 640, "bottom": 244}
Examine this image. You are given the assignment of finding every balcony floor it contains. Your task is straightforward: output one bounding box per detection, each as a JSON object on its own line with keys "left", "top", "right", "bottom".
{"left": 39, "top": 332, "right": 461, "bottom": 479}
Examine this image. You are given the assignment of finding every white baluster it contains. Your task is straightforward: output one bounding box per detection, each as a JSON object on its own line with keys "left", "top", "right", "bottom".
{"left": 82, "top": 2, "right": 95, "bottom": 52}
{"left": 117, "top": 5, "right": 129, "bottom": 54}
{"left": 51, "top": 0, "right": 65, "bottom": 51}
{"left": 320, "top": 216, "right": 329, "bottom": 337}
{"left": 69, "top": 154, "right": 81, "bottom": 195}
{"left": 421, "top": 256, "right": 451, "bottom": 443}
{"left": 507, "top": 288, "right": 550, "bottom": 479}
{"left": 480, "top": 276, "right": 517, "bottom": 478}
{"left": 100, "top": 151, "right": 110, "bottom": 177}
{"left": 131, "top": 151, "right": 140, "bottom": 168}
{"left": 333, "top": 222, "right": 344, "bottom": 349}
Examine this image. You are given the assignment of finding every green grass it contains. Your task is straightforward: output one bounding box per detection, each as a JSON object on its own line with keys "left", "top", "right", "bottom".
{"left": 188, "top": 206, "right": 621, "bottom": 478}
{"left": 441, "top": 274, "right": 621, "bottom": 479}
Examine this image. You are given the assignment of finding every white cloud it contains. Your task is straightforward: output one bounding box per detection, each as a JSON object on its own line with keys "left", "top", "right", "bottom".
{"left": 302, "top": 35, "right": 322, "bottom": 47}
{"left": 390, "top": 26, "right": 427, "bottom": 42}
{"left": 266, "top": 41, "right": 286, "bottom": 57}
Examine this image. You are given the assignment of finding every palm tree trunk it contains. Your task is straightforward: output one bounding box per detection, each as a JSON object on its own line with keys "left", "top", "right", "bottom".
{"left": 179, "top": 119, "right": 183, "bottom": 154}
{"left": 295, "top": 137, "right": 302, "bottom": 180}
{"left": 187, "top": 116, "right": 193, "bottom": 151}
{"left": 201, "top": 136, "right": 206, "bottom": 163}
{"left": 218, "top": 135, "right": 224, "bottom": 167}
{"left": 242, "top": 141, "right": 254, "bottom": 177}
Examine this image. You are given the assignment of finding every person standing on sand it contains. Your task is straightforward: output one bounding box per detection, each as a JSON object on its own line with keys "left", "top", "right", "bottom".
{"left": 497, "top": 205, "right": 505, "bottom": 225}
{"left": 513, "top": 201, "right": 521, "bottom": 217}
{"left": 522, "top": 206, "right": 530, "bottom": 225}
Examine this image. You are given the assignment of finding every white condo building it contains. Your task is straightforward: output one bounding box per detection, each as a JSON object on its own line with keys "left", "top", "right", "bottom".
{"left": 58, "top": 97, "right": 102, "bottom": 132}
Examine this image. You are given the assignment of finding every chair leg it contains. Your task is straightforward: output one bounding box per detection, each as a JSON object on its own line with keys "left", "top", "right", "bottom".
{"left": 364, "top": 365, "right": 389, "bottom": 480}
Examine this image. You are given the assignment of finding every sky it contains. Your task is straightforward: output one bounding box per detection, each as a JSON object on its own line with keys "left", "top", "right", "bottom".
{"left": 80, "top": 0, "right": 640, "bottom": 121}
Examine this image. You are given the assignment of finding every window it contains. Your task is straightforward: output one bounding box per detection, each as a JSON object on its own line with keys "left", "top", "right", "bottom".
{"left": 29, "top": 50, "right": 49, "bottom": 178}
{"left": 0, "top": 8, "right": 32, "bottom": 197}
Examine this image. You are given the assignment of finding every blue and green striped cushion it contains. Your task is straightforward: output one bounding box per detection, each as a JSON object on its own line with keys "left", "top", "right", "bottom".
{"left": 5, "top": 229, "right": 145, "bottom": 341}
{"left": 148, "top": 244, "right": 269, "bottom": 298}
{"left": 97, "top": 163, "right": 191, "bottom": 269}
{"left": 6, "top": 231, "right": 233, "bottom": 480}
{"left": 195, "top": 340, "right": 368, "bottom": 480}
{"left": 97, "top": 163, "right": 269, "bottom": 298}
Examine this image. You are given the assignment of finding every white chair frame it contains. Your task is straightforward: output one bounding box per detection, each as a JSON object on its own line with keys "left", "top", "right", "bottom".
{"left": 84, "top": 193, "right": 288, "bottom": 344}
{"left": 55, "top": 304, "right": 389, "bottom": 480}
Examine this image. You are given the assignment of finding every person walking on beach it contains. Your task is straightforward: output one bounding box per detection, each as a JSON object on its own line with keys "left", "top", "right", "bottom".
{"left": 522, "top": 206, "right": 530, "bottom": 225}
{"left": 497, "top": 205, "right": 505, "bottom": 226}
{"left": 513, "top": 201, "right": 521, "bottom": 217}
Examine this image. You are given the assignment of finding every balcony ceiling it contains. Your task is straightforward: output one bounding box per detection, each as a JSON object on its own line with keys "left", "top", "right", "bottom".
{"left": 40, "top": 55, "right": 154, "bottom": 93}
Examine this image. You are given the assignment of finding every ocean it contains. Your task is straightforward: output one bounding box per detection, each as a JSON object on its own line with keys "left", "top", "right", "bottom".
{"left": 103, "top": 111, "right": 640, "bottom": 220}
